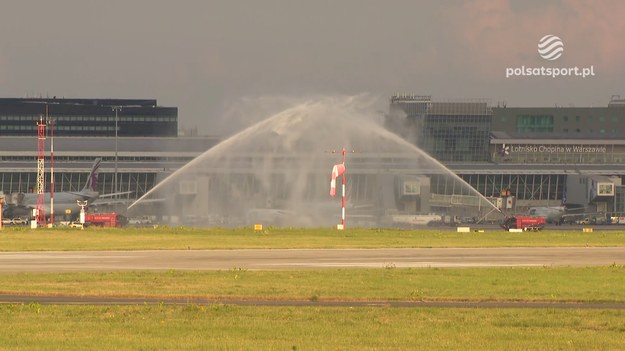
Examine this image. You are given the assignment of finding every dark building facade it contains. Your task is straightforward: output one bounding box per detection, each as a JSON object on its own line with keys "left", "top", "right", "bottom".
{"left": 0, "top": 98, "right": 177, "bottom": 137}
{"left": 386, "top": 95, "right": 491, "bottom": 162}
{"left": 0, "top": 97, "right": 221, "bottom": 219}
{"left": 491, "top": 98, "right": 625, "bottom": 139}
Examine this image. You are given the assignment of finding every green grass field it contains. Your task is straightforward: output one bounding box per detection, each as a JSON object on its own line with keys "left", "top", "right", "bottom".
{"left": 1, "top": 266, "right": 625, "bottom": 303}
{"left": 2, "top": 227, "right": 625, "bottom": 350}
{"left": 1, "top": 226, "right": 625, "bottom": 251}
{"left": 2, "top": 304, "right": 624, "bottom": 351}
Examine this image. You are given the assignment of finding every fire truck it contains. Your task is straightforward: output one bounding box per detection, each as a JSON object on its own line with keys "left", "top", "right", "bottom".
{"left": 501, "top": 216, "right": 546, "bottom": 231}
{"left": 84, "top": 213, "right": 128, "bottom": 228}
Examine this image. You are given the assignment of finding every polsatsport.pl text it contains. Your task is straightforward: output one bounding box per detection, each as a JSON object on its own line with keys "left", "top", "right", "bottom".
{"left": 505, "top": 65, "right": 595, "bottom": 78}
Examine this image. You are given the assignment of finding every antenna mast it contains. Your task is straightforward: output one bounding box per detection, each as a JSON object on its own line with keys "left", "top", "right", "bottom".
{"left": 36, "top": 116, "right": 46, "bottom": 227}
{"left": 48, "top": 104, "right": 55, "bottom": 225}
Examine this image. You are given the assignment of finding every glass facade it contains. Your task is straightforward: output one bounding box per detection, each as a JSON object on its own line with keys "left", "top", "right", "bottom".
{"left": 421, "top": 114, "right": 491, "bottom": 161}
{"left": 386, "top": 97, "right": 492, "bottom": 162}
{"left": 0, "top": 171, "right": 157, "bottom": 199}
{"left": 0, "top": 98, "right": 177, "bottom": 137}
{"left": 430, "top": 174, "right": 565, "bottom": 202}
{"left": 492, "top": 106, "right": 625, "bottom": 138}
{"left": 516, "top": 114, "right": 554, "bottom": 133}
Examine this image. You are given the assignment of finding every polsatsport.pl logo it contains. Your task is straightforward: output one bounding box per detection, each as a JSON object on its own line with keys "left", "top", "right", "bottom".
{"left": 505, "top": 34, "right": 595, "bottom": 78}
{"left": 537, "top": 35, "right": 563, "bottom": 60}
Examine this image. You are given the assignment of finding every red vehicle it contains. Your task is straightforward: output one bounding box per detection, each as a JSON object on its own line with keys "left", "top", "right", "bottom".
{"left": 501, "top": 216, "right": 545, "bottom": 231}
{"left": 84, "top": 213, "right": 128, "bottom": 228}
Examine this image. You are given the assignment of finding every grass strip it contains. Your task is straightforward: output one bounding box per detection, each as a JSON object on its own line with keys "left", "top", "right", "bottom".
{"left": 2, "top": 266, "right": 624, "bottom": 303}
{"left": 1, "top": 304, "right": 624, "bottom": 350}
{"left": 2, "top": 227, "right": 625, "bottom": 251}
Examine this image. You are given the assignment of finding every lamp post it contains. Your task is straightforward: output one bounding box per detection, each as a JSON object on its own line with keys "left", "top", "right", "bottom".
{"left": 112, "top": 106, "right": 122, "bottom": 195}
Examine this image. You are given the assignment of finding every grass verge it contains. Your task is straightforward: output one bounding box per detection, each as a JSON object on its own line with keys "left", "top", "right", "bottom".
{"left": 1, "top": 266, "right": 625, "bottom": 303}
{"left": 2, "top": 304, "right": 625, "bottom": 350}
{"left": 1, "top": 226, "right": 625, "bottom": 250}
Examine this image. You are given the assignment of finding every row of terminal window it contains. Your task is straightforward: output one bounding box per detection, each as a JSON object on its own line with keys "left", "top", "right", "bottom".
{"left": 0, "top": 156, "right": 193, "bottom": 162}
{"left": 0, "top": 115, "right": 176, "bottom": 122}
{"left": 0, "top": 125, "right": 117, "bottom": 131}
{"left": 505, "top": 115, "right": 620, "bottom": 123}
{"left": 562, "top": 128, "right": 614, "bottom": 133}
{"left": 562, "top": 115, "right": 618, "bottom": 122}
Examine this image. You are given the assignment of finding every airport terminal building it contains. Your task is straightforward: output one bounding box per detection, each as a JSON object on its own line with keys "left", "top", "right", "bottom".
{"left": 0, "top": 98, "right": 219, "bottom": 218}
{"left": 1, "top": 95, "right": 625, "bottom": 225}
{"left": 385, "top": 94, "right": 625, "bottom": 218}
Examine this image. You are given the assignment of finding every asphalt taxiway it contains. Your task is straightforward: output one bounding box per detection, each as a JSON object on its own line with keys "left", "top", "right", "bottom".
{"left": 2, "top": 247, "right": 624, "bottom": 307}
{"left": 1, "top": 247, "right": 624, "bottom": 273}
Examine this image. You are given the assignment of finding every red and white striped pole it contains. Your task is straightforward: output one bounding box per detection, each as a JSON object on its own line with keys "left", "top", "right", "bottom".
{"left": 330, "top": 148, "right": 348, "bottom": 230}
{"left": 36, "top": 117, "right": 46, "bottom": 227}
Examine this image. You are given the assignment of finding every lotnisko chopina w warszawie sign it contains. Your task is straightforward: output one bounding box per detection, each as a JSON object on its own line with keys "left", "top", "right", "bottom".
{"left": 500, "top": 144, "right": 607, "bottom": 155}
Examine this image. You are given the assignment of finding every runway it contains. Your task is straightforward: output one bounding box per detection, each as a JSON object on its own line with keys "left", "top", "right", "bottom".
{"left": 3, "top": 248, "right": 625, "bottom": 308}
{"left": 1, "top": 247, "right": 624, "bottom": 272}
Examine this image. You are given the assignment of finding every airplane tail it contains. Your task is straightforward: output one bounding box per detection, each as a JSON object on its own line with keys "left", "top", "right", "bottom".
{"left": 82, "top": 158, "right": 101, "bottom": 192}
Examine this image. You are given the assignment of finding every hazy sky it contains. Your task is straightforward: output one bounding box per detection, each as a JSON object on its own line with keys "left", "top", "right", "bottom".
{"left": 1, "top": 0, "right": 624, "bottom": 135}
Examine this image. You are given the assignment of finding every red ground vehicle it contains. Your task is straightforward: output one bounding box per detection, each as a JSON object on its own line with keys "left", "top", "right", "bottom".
{"left": 501, "top": 216, "right": 545, "bottom": 231}
{"left": 84, "top": 213, "right": 128, "bottom": 227}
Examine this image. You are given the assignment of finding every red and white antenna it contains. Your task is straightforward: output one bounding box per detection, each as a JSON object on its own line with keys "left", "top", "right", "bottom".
{"left": 36, "top": 116, "right": 46, "bottom": 227}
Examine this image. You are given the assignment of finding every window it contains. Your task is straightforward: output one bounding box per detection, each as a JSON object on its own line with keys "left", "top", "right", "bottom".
{"left": 403, "top": 181, "right": 420, "bottom": 195}
{"left": 516, "top": 114, "right": 554, "bottom": 133}
{"left": 598, "top": 183, "right": 614, "bottom": 196}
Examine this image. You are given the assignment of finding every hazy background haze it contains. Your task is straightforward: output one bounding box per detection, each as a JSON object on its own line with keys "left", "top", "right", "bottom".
{"left": 1, "top": 0, "right": 623, "bottom": 135}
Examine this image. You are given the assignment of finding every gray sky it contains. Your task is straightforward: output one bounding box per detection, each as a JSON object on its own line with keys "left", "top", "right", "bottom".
{"left": 1, "top": 0, "right": 624, "bottom": 135}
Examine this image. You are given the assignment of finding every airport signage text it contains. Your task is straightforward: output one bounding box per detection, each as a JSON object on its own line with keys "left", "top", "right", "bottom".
{"left": 507, "top": 145, "right": 607, "bottom": 154}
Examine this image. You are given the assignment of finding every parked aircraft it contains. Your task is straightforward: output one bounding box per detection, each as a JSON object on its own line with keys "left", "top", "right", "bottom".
{"left": 527, "top": 206, "right": 567, "bottom": 223}
{"left": 527, "top": 205, "right": 592, "bottom": 224}
{"left": 2, "top": 159, "right": 130, "bottom": 220}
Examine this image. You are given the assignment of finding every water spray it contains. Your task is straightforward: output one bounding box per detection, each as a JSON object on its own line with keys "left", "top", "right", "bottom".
{"left": 476, "top": 207, "right": 505, "bottom": 224}
{"left": 131, "top": 96, "right": 501, "bottom": 228}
